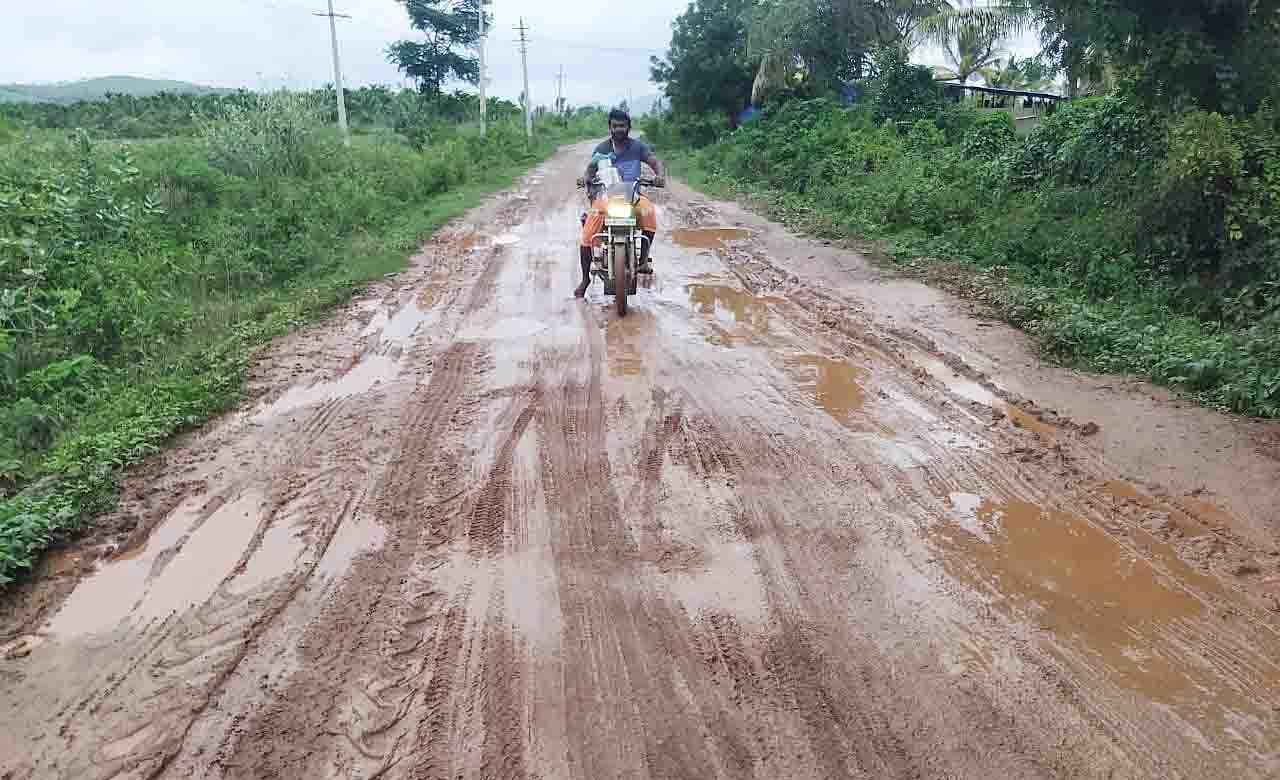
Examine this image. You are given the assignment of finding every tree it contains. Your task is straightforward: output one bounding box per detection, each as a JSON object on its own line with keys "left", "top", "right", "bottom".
{"left": 935, "top": 19, "right": 1005, "bottom": 83}
{"left": 387, "top": 0, "right": 485, "bottom": 97}
{"left": 920, "top": 0, "right": 1032, "bottom": 84}
{"left": 748, "top": 0, "right": 870, "bottom": 100}
{"left": 865, "top": 0, "right": 947, "bottom": 55}
{"left": 745, "top": 0, "right": 942, "bottom": 103}
{"left": 980, "top": 54, "right": 1054, "bottom": 90}
{"left": 650, "top": 0, "right": 758, "bottom": 125}
{"left": 1029, "top": 0, "right": 1280, "bottom": 112}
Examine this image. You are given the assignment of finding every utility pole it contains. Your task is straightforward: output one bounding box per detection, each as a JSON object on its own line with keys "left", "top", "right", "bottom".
{"left": 516, "top": 18, "right": 533, "bottom": 140}
{"left": 556, "top": 65, "right": 565, "bottom": 115}
{"left": 313, "top": 0, "right": 351, "bottom": 146}
{"left": 478, "top": 3, "right": 487, "bottom": 137}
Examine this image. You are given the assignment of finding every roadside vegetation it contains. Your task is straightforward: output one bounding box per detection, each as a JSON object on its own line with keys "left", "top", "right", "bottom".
{"left": 646, "top": 0, "right": 1280, "bottom": 420}
{"left": 0, "top": 87, "right": 601, "bottom": 585}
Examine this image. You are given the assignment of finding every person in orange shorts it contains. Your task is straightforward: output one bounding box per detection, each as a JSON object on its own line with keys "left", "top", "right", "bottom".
{"left": 577, "top": 109, "right": 666, "bottom": 297}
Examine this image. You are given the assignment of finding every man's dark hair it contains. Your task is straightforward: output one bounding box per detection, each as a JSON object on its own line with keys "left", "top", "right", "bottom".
{"left": 608, "top": 108, "right": 631, "bottom": 127}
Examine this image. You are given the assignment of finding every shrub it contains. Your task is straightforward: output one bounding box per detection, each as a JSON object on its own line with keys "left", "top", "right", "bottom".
{"left": 194, "top": 90, "right": 324, "bottom": 178}
{"left": 1013, "top": 96, "right": 1159, "bottom": 187}
{"left": 961, "top": 112, "right": 1017, "bottom": 160}
{"left": 868, "top": 47, "right": 943, "bottom": 124}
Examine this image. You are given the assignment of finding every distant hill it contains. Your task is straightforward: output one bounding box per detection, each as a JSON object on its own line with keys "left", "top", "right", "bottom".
{"left": 0, "top": 87, "right": 44, "bottom": 104}
{"left": 0, "top": 76, "right": 234, "bottom": 104}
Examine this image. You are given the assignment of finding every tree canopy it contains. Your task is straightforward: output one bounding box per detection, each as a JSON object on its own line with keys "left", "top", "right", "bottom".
{"left": 388, "top": 0, "right": 485, "bottom": 96}
{"left": 1032, "top": 0, "right": 1280, "bottom": 112}
{"left": 650, "top": 0, "right": 758, "bottom": 124}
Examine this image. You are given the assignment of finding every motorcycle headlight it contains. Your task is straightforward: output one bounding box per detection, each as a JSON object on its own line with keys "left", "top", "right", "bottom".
{"left": 607, "top": 202, "right": 634, "bottom": 219}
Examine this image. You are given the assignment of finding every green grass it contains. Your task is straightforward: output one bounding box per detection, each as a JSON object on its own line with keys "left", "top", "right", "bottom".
{"left": 0, "top": 111, "right": 596, "bottom": 586}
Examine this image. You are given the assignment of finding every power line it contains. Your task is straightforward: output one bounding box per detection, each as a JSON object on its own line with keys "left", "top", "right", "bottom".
{"left": 532, "top": 38, "right": 664, "bottom": 55}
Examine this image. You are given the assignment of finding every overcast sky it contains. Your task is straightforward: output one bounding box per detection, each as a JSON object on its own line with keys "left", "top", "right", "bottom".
{"left": 3, "top": 0, "right": 682, "bottom": 107}
{"left": 5, "top": 0, "right": 1040, "bottom": 105}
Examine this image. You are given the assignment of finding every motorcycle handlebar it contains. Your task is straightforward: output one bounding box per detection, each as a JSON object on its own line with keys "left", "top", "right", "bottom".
{"left": 577, "top": 177, "right": 666, "bottom": 189}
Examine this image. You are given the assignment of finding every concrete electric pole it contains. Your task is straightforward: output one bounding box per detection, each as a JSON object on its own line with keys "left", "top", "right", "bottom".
{"left": 314, "top": 0, "right": 351, "bottom": 146}
{"left": 516, "top": 18, "right": 533, "bottom": 140}
{"left": 478, "top": 3, "right": 487, "bottom": 137}
{"left": 556, "top": 65, "right": 565, "bottom": 115}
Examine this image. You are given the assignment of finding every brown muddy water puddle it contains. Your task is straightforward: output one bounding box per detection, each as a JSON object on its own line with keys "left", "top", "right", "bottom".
{"left": 787, "top": 354, "right": 868, "bottom": 426}
{"left": 48, "top": 491, "right": 267, "bottom": 637}
{"left": 687, "top": 283, "right": 772, "bottom": 328}
{"left": 606, "top": 315, "right": 646, "bottom": 377}
{"left": 253, "top": 300, "right": 435, "bottom": 421}
{"left": 936, "top": 493, "right": 1280, "bottom": 746}
{"left": 911, "top": 351, "right": 1057, "bottom": 438}
{"left": 253, "top": 353, "right": 400, "bottom": 421}
{"left": 672, "top": 227, "right": 753, "bottom": 250}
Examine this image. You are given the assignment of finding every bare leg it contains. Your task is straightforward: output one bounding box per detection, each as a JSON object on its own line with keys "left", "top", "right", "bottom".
{"left": 638, "top": 231, "right": 656, "bottom": 273}
{"left": 575, "top": 246, "right": 592, "bottom": 298}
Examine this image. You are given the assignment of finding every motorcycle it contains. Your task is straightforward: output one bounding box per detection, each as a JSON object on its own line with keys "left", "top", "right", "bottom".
{"left": 577, "top": 160, "right": 664, "bottom": 316}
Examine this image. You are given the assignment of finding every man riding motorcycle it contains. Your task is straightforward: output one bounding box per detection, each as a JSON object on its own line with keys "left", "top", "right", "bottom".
{"left": 576, "top": 109, "right": 666, "bottom": 298}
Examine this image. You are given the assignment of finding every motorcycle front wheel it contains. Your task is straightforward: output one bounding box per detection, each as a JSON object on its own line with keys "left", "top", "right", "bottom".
{"left": 612, "top": 244, "right": 628, "bottom": 317}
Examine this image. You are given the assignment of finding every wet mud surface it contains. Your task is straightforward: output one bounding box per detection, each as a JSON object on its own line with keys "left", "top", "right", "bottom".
{"left": 4, "top": 144, "right": 1280, "bottom": 779}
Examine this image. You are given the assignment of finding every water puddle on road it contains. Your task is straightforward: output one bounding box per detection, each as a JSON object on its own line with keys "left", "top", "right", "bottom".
{"left": 316, "top": 507, "right": 387, "bottom": 580}
{"left": 605, "top": 315, "right": 646, "bottom": 377}
{"left": 1005, "top": 406, "right": 1057, "bottom": 439}
{"left": 910, "top": 351, "right": 1058, "bottom": 439}
{"left": 253, "top": 353, "right": 400, "bottom": 421}
{"left": 48, "top": 491, "right": 266, "bottom": 637}
{"left": 378, "top": 300, "right": 431, "bottom": 345}
{"left": 458, "top": 317, "right": 549, "bottom": 342}
{"left": 786, "top": 354, "right": 868, "bottom": 426}
{"left": 672, "top": 227, "right": 753, "bottom": 250}
{"left": 685, "top": 283, "right": 777, "bottom": 348}
{"left": 253, "top": 299, "right": 436, "bottom": 421}
{"left": 914, "top": 354, "right": 1001, "bottom": 406}
{"left": 933, "top": 494, "right": 1280, "bottom": 743}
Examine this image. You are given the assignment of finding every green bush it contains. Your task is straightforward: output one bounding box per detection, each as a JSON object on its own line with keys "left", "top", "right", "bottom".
{"left": 1013, "top": 96, "right": 1159, "bottom": 187}
{"left": 868, "top": 47, "right": 943, "bottom": 124}
{"left": 961, "top": 112, "right": 1016, "bottom": 160}
{"left": 194, "top": 90, "right": 324, "bottom": 179}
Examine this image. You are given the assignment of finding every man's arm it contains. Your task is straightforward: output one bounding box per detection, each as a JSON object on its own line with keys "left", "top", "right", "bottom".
{"left": 644, "top": 150, "right": 666, "bottom": 186}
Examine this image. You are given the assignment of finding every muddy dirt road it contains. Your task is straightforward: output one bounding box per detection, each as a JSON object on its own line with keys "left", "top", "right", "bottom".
{"left": 4, "top": 143, "right": 1280, "bottom": 779}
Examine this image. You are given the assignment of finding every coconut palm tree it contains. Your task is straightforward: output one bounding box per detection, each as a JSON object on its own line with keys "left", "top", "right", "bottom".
{"left": 980, "top": 54, "right": 1054, "bottom": 91}
{"left": 921, "top": 0, "right": 1035, "bottom": 83}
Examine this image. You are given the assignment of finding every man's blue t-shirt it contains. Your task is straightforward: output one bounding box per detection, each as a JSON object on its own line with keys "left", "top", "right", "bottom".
{"left": 594, "top": 137, "right": 652, "bottom": 182}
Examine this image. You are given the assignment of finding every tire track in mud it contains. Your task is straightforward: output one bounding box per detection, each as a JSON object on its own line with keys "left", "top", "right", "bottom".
{"left": 12, "top": 152, "right": 1280, "bottom": 780}
{"left": 209, "top": 340, "right": 484, "bottom": 779}
{"left": 535, "top": 330, "right": 734, "bottom": 780}
{"left": 10, "top": 396, "right": 377, "bottom": 780}
{"left": 688, "top": 221, "right": 1280, "bottom": 777}
{"left": 467, "top": 394, "right": 538, "bottom": 557}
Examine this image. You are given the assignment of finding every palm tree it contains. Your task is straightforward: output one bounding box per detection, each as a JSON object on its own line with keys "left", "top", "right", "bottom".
{"left": 920, "top": 0, "right": 1035, "bottom": 84}
{"left": 980, "top": 54, "right": 1054, "bottom": 91}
